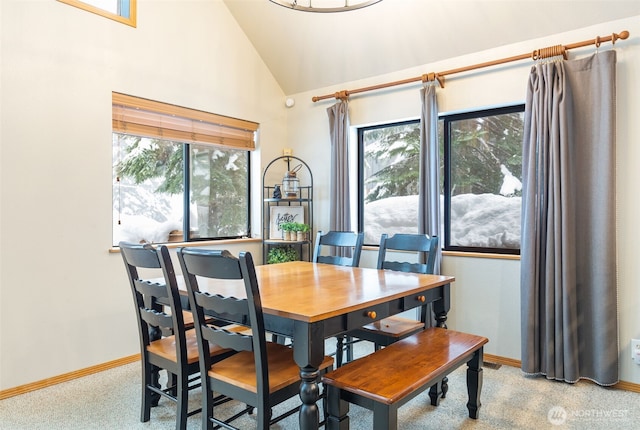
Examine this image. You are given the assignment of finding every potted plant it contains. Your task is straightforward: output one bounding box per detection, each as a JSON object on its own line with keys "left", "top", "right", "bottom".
{"left": 280, "top": 222, "right": 297, "bottom": 241}
{"left": 294, "top": 223, "right": 310, "bottom": 241}
{"left": 266, "top": 245, "right": 298, "bottom": 264}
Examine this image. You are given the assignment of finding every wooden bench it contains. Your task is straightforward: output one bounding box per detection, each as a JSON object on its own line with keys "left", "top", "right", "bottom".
{"left": 321, "top": 327, "right": 489, "bottom": 430}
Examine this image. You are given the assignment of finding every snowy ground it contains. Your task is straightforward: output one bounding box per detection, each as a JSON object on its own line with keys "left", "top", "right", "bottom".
{"left": 114, "top": 193, "right": 521, "bottom": 249}
{"left": 365, "top": 194, "right": 521, "bottom": 248}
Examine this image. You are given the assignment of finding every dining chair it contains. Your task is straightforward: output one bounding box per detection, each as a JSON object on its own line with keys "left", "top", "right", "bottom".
{"left": 177, "top": 248, "right": 334, "bottom": 430}
{"left": 119, "top": 242, "right": 236, "bottom": 430}
{"left": 312, "top": 230, "right": 364, "bottom": 366}
{"left": 339, "top": 233, "right": 439, "bottom": 366}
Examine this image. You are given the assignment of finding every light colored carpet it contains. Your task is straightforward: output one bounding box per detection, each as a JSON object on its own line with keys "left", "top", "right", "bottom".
{"left": 1, "top": 340, "right": 638, "bottom": 429}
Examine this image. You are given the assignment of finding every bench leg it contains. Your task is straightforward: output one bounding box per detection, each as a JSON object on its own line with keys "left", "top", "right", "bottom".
{"left": 466, "top": 347, "right": 484, "bottom": 419}
{"left": 441, "top": 377, "right": 449, "bottom": 398}
{"left": 373, "top": 402, "right": 397, "bottom": 430}
{"left": 326, "top": 385, "right": 349, "bottom": 430}
{"left": 428, "top": 381, "right": 442, "bottom": 406}
{"left": 428, "top": 377, "right": 448, "bottom": 403}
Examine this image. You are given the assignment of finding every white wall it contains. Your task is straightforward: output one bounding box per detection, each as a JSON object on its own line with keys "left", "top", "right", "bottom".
{"left": 0, "top": 0, "right": 286, "bottom": 390}
{"left": 285, "top": 16, "right": 640, "bottom": 384}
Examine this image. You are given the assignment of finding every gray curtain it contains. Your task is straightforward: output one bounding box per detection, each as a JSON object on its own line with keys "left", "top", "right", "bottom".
{"left": 418, "top": 83, "right": 441, "bottom": 328}
{"left": 327, "top": 101, "right": 351, "bottom": 233}
{"left": 418, "top": 83, "right": 442, "bottom": 275}
{"left": 520, "top": 51, "right": 618, "bottom": 385}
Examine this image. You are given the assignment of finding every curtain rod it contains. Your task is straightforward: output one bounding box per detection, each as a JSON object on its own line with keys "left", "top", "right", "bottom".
{"left": 311, "top": 30, "right": 629, "bottom": 102}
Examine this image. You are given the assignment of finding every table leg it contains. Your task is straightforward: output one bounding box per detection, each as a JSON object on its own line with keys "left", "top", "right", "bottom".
{"left": 435, "top": 312, "right": 448, "bottom": 328}
{"left": 299, "top": 367, "right": 321, "bottom": 429}
{"left": 293, "top": 321, "right": 324, "bottom": 430}
{"left": 433, "top": 285, "right": 450, "bottom": 329}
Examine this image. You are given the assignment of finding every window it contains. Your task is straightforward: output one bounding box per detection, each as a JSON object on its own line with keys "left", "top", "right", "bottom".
{"left": 358, "top": 105, "right": 524, "bottom": 254}
{"left": 359, "top": 120, "right": 422, "bottom": 244}
{"left": 58, "top": 0, "right": 136, "bottom": 27}
{"left": 112, "top": 93, "right": 257, "bottom": 246}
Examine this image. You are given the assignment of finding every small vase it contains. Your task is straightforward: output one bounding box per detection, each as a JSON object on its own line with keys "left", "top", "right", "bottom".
{"left": 297, "top": 231, "right": 305, "bottom": 241}
{"left": 283, "top": 231, "right": 291, "bottom": 241}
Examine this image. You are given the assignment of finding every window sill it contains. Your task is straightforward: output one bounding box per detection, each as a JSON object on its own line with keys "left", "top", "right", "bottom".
{"left": 109, "top": 237, "right": 262, "bottom": 253}
{"left": 362, "top": 245, "right": 520, "bottom": 261}
{"left": 443, "top": 250, "right": 520, "bottom": 261}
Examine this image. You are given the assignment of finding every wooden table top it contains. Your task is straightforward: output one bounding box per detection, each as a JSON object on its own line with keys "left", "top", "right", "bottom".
{"left": 183, "top": 261, "right": 454, "bottom": 323}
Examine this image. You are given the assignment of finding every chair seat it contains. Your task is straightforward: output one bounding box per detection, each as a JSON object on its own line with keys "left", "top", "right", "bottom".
{"left": 209, "top": 342, "right": 334, "bottom": 393}
{"left": 148, "top": 327, "right": 241, "bottom": 364}
{"left": 360, "top": 316, "right": 425, "bottom": 338}
{"left": 182, "top": 310, "right": 196, "bottom": 330}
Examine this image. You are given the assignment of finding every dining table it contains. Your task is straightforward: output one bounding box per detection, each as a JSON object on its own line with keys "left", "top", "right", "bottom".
{"left": 177, "top": 260, "right": 454, "bottom": 430}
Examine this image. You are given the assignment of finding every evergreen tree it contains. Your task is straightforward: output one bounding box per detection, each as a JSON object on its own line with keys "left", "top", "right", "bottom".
{"left": 115, "top": 134, "right": 248, "bottom": 238}
{"left": 363, "top": 111, "right": 523, "bottom": 203}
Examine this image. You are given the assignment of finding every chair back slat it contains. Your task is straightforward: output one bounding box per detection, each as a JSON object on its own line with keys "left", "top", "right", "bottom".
{"left": 313, "top": 230, "right": 364, "bottom": 267}
{"left": 382, "top": 261, "right": 430, "bottom": 274}
{"left": 194, "top": 290, "right": 249, "bottom": 317}
{"left": 316, "top": 255, "right": 355, "bottom": 267}
{"left": 377, "top": 234, "right": 439, "bottom": 275}
{"left": 139, "top": 308, "right": 174, "bottom": 329}
{"left": 134, "top": 279, "right": 169, "bottom": 300}
{"left": 179, "top": 249, "right": 243, "bottom": 279}
{"left": 120, "top": 243, "right": 162, "bottom": 269}
{"left": 201, "top": 324, "right": 254, "bottom": 352}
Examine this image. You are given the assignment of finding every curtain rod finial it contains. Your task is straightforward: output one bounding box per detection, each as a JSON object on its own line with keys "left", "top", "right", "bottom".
{"left": 615, "top": 30, "right": 629, "bottom": 43}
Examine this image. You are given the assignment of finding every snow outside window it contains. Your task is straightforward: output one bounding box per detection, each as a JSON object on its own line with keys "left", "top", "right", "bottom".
{"left": 113, "top": 134, "right": 250, "bottom": 246}
{"left": 359, "top": 104, "right": 524, "bottom": 255}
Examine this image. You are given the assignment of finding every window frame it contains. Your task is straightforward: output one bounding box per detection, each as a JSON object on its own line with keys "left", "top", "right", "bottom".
{"left": 58, "top": 0, "right": 137, "bottom": 27}
{"left": 112, "top": 93, "right": 257, "bottom": 245}
{"left": 442, "top": 104, "right": 524, "bottom": 255}
{"left": 438, "top": 103, "right": 525, "bottom": 255}
{"left": 357, "top": 119, "right": 421, "bottom": 246}
{"left": 357, "top": 104, "right": 524, "bottom": 255}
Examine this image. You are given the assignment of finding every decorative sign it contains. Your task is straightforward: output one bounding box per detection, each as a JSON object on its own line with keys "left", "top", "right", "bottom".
{"left": 270, "top": 206, "right": 304, "bottom": 239}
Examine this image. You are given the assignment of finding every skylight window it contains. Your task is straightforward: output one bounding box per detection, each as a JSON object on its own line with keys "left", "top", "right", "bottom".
{"left": 58, "top": 0, "right": 136, "bottom": 27}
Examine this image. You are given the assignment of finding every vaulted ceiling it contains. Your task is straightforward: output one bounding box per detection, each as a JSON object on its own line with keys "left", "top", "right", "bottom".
{"left": 223, "top": 0, "right": 639, "bottom": 95}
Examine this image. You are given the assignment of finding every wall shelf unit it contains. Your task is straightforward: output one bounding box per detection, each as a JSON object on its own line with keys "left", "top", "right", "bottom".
{"left": 262, "top": 156, "right": 313, "bottom": 264}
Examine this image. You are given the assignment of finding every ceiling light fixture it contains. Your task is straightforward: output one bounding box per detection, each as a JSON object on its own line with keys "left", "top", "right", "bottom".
{"left": 268, "top": 0, "right": 383, "bottom": 13}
